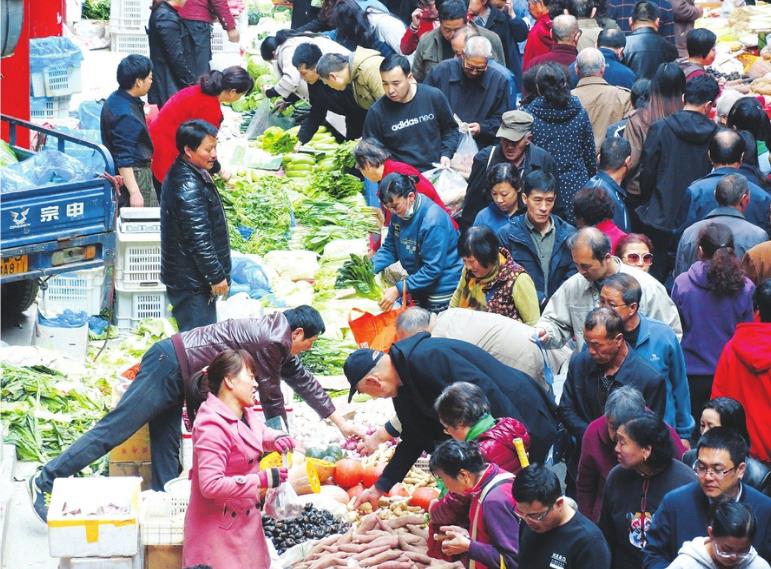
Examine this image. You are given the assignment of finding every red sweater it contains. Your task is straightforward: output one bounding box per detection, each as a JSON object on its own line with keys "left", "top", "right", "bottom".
{"left": 712, "top": 322, "right": 771, "bottom": 464}
{"left": 149, "top": 85, "right": 224, "bottom": 183}
{"left": 522, "top": 14, "right": 553, "bottom": 70}
{"left": 381, "top": 159, "right": 458, "bottom": 229}
{"left": 400, "top": 15, "right": 438, "bottom": 55}
{"left": 596, "top": 219, "right": 628, "bottom": 254}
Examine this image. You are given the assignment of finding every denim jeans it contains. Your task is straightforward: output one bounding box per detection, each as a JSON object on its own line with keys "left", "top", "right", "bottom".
{"left": 166, "top": 287, "right": 218, "bottom": 332}
{"left": 39, "top": 340, "right": 183, "bottom": 492}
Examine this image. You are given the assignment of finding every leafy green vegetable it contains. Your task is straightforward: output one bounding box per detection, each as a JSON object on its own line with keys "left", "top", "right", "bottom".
{"left": 335, "top": 254, "right": 382, "bottom": 300}
{"left": 300, "top": 337, "right": 359, "bottom": 376}
{"left": 292, "top": 196, "right": 380, "bottom": 253}
{"left": 262, "top": 126, "right": 298, "bottom": 155}
{"left": 309, "top": 170, "right": 363, "bottom": 200}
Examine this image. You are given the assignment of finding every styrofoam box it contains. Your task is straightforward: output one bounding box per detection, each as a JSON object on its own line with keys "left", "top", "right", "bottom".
{"left": 58, "top": 548, "right": 143, "bottom": 569}
{"left": 34, "top": 319, "right": 89, "bottom": 362}
{"left": 41, "top": 267, "right": 105, "bottom": 316}
{"left": 48, "top": 477, "right": 141, "bottom": 558}
{"left": 31, "top": 66, "right": 82, "bottom": 98}
{"left": 115, "top": 289, "right": 169, "bottom": 331}
{"left": 110, "top": 29, "right": 149, "bottom": 57}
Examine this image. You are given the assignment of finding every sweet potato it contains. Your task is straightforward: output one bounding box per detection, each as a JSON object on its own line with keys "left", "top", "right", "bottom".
{"left": 359, "top": 549, "right": 403, "bottom": 567}
{"left": 402, "top": 550, "right": 434, "bottom": 564}
{"left": 352, "top": 544, "right": 392, "bottom": 561}
{"left": 336, "top": 542, "right": 369, "bottom": 554}
{"left": 353, "top": 530, "right": 390, "bottom": 543}
{"left": 374, "top": 561, "right": 413, "bottom": 569}
{"left": 309, "top": 554, "right": 348, "bottom": 569}
{"left": 356, "top": 513, "right": 381, "bottom": 533}
{"left": 385, "top": 514, "right": 427, "bottom": 529}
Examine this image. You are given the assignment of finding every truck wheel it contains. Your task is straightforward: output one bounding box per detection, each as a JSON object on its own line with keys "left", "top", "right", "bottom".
{"left": 1, "top": 279, "right": 39, "bottom": 314}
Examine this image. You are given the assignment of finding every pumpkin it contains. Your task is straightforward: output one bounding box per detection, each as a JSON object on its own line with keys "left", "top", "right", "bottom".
{"left": 319, "top": 485, "right": 351, "bottom": 505}
{"left": 347, "top": 483, "right": 365, "bottom": 500}
{"left": 409, "top": 487, "right": 439, "bottom": 510}
{"left": 306, "top": 458, "right": 336, "bottom": 482}
{"left": 361, "top": 463, "right": 386, "bottom": 488}
{"left": 333, "top": 458, "right": 363, "bottom": 489}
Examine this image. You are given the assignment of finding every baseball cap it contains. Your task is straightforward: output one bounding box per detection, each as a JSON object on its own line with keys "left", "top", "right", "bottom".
{"left": 496, "top": 110, "right": 533, "bottom": 142}
{"left": 343, "top": 348, "right": 384, "bottom": 403}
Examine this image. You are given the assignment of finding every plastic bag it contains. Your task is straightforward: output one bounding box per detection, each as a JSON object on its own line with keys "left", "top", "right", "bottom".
{"left": 422, "top": 166, "right": 468, "bottom": 218}
{"left": 264, "top": 482, "right": 303, "bottom": 520}
{"left": 450, "top": 130, "right": 478, "bottom": 178}
{"left": 0, "top": 140, "right": 18, "bottom": 168}
{"left": 1, "top": 150, "right": 95, "bottom": 193}
{"left": 29, "top": 37, "right": 83, "bottom": 73}
{"left": 246, "top": 99, "right": 273, "bottom": 139}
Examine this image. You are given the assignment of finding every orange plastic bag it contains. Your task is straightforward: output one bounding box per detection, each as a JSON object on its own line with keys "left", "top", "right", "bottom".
{"left": 348, "top": 284, "right": 408, "bottom": 352}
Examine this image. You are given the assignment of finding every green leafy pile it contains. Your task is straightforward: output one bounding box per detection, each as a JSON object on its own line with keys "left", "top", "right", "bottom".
{"left": 293, "top": 196, "right": 379, "bottom": 253}
{"left": 2, "top": 363, "right": 110, "bottom": 464}
{"left": 262, "top": 126, "right": 298, "bottom": 155}
{"left": 300, "top": 337, "right": 359, "bottom": 376}
{"left": 335, "top": 254, "right": 382, "bottom": 300}
{"left": 332, "top": 140, "right": 358, "bottom": 171}
{"left": 309, "top": 170, "right": 363, "bottom": 200}
{"left": 221, "top": 173, "right": 293, "bottom": 255}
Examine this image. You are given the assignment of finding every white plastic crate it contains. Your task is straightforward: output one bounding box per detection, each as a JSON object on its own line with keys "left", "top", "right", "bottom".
{"left": 31, "top": 66, "right": 82, "bottom": 98}
{"left": 109, "top": 0, "right": 150, "bottom": 30}
{"left": 115, "top": 242, "right": 163, "bottom": 291}
{"left": 139, "top": 490, "right": 187, "bottom": 546}
{"left": 41, "top": 267, "right": 105, "bottom": 316}
{"left": 211, "top": 21, "right": 241, "bottom": 54}
{"left": 30, "top": 96, "right": 72, "bottom": 121}
{"left": 110, "top": 29, "right": 149, "bottom": 57}
{"left": 115, "top": 289, "right": 169, "bottom": 331}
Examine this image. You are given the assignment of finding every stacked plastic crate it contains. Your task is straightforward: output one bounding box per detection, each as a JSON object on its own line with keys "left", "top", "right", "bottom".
{"left": 29, "top": 37, "right": 84, "bottom": 122}
{"left": 110, "top": 0, "right": 151, "bottom": 57}
{"left": 115, "top": 208, "right": 169, "bottom": 331}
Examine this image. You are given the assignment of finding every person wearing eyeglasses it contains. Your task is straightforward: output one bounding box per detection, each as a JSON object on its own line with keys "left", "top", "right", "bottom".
{"left": 598, "top": 412, "right": 697, "bottom": 569}
{"left": 600, "top": 273, "right": 694, "bottom": 448}
{"left": 616, "top": 233, "right": 655, "bottom": 272}
{"left": 514, "top": 464, "right": 611, "bottom": 569}
{"left": 642, "top": 428, "right": 771, "bottom": 569}
{"left": 667, "top": 501, "right": 770, "bottom": 569}
{"left": 424, "top": 35, "right": 510, "bottom": 148}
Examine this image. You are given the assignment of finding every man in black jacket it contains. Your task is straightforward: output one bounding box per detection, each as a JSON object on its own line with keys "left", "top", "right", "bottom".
{"left": 637, "top": 73, "right": 719, "bottom": 281}
{"left": 160, "top": 120, "right": 230, "bottom": 332}
{"left": 461, "top": 110, "right": 556, "bottom": 229}
{"left": 622, "top": 1, "right": 678, "bottom": 80}
{"left": 344, "top": 332, "right": 561, "bottom": 507}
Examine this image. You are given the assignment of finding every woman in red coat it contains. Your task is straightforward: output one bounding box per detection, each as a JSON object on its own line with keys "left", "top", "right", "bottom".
{"left": 149, "top": 66, "right": 254, "bottom": 191}
{"left": 183, "top": 349, "right": 296, "bottom": 569}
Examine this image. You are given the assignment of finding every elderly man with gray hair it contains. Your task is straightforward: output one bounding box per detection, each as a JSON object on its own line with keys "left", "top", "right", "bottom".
{"left": 526, "top": 14, "right": 581, "bottom": 70}
{"left": 424, "top": 35, "right": 510, "bottom": 147}
{"left": 571, "top": 47, "right": 633, "bottom": 151}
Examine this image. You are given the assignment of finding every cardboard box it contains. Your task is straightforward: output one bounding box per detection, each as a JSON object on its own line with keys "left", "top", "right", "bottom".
{"left": 109, "top": 424, "right": 151, "bottom": 463}
{"left": 109, "top": 461, "right": 152, "bottom": 492}
{"left": 144, "top": 545, "right": 181, "bottom": 569}
{"left": 48, "top": 477, "right": 141, "bottom": 558}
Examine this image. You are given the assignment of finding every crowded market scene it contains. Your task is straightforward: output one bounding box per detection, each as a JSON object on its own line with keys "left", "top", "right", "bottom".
{"left": 1, "top": 0, "right": 771, "bottom": 566}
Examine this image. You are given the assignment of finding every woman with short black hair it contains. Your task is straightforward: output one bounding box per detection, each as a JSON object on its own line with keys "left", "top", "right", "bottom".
{"left": 473, "top": 163, "right": 524, "bottom": 233}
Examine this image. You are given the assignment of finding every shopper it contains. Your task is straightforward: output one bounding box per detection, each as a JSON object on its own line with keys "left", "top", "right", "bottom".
{"left": 362, "top": 55, "right": 459, "bottom": 172}
{"left": 536, "top": 228, "right": 681, "bottom": 351}
{"left": 316, "top": 47, "right": 384, "bottom": 110}
{"left": 621, "top": 1, "right": 678, "bottom": 79}
{"left": 371, "top": 173, "right": 463, "bottom": 312}
{"left": 429, "top": 440, "right": 521, "bottom": 569}
{"left": 328, "top": 0, "right": 394, "bottom": 55}
{"left": 497, "top": 170, "right": 577, "bottom": 306}
{"left": 675, "top": 173, "right": 769, "bottom": 279}
{"left": 671, "top": 0, "right": 703, "bottom": 58}
{"left": 527, "top": 14, "right": 581, "bottom": 71}
{"left": 26, "top": 307, "right": 361, "bottom": 522}
{"left": 599, "top": 413, "right": 697, "bottom": 569}
{"left": 147, "top": 0, "right": 197, "bottom": 108}
{"left": 100, "top": 54, "right": 156, "bottom": 208}
{"left": 677, "top": 28, "right": 716, "bottom": 81}
{"left": 149, "top": 66, "right": 254, "bottom": 188}
{"left": 616, "top": 233, "right": 655, "bottom": 273}
{"left": 600, "top": 273, "right": 693, "bottom": 443}
{"left": 522, "top": 0, "right": 553, "bottom": 70}
{"left": 742, "top": 242, "right": 771, "bottom": 285}
{"left": 473, "top": 163, "right": 525, "bottom": 234}
{"left": 637, "top": 73, "right": 719, "bottom": 281}
{"left": 515, "top": 464, "right": 611, "bottom": 569}
{"left": 451, "top": 225, "right": 539, "bottom": 324}
{"left": 182, "top": 350, "right": 296, "bottom": 569}
{"left": 525, "top": 62, "right": 596, "bottom": 225}
{"left": 726, "top": 96, "right": 771, "bottom": 184}
{"left": 179, "top": 0, "right": 239, "bottom": 79}
{"left": 668, "top": 501, "right": 771, "bottom": 569}
{"left": 671, "top": 223, "right": 755, "bottom": 440}
{"left": 399, "top": 0, "right": 439, "bottom": 56}
{"left": 468, "top": 0, "right": 528, "bottom": 85}
{"left": 643, "top": 428, "right": 771, "bottom": 569}
{"left": 595, "top": 28, "right": 637, "bottom": 89}
{"left": 576, "top": 387, "right": 686, "bottom": 522}
{"left": 573, "top": 186, "right": 628, "bottom": 254}
{"left": 584, "top": 137, "right": 633, "bottom": 233}
{"left": 462, "top": 110, "right": 557, "bottom": 230}
{"left": 712, "top": 280, "right": 771, "bottom": 465}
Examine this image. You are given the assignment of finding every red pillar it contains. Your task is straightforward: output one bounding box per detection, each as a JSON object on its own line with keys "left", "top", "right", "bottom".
{"left": 0, "top": 0, "right": 31, "bottom": 145}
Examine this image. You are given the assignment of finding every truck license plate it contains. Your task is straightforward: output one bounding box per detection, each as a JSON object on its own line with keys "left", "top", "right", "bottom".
{"left": 1, "top": 255, "right": 28, "bottom": 275}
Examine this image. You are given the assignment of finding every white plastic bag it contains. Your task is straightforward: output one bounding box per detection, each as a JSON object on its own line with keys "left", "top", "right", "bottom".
{"left": 423, "top": 166, "right": 468, "bottom": 218}
{"left": 450, "top": 130, "right": 478, "bottom": 178}
{"left": 264, "top": 482, "right": 304, "bottom": 520}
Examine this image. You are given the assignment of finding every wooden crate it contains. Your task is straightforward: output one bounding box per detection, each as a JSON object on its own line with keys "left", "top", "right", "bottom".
{"left": 144, "top": 545, "right": 182, "bottom": 569}
{"left": 109, "top": 460, "right": 152, "bottom": 492}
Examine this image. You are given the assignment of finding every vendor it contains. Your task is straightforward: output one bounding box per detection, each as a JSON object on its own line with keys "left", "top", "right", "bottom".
{"left": 342, "top": 332, "right": 561, "bottom": 509}
{"left": 183, "top": 350, "right": 295, "bottom": 569}
{"left": 371, "top": 173, "right": 463, "bottom": 313}
{"left": 26, "top": 307, "right": 364, "bottom": 524}
{"left": 430, "top": 440, "right": 521, "bottom": 569}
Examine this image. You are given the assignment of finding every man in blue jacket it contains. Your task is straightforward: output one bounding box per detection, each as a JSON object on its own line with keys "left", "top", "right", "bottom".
{"left": 600, "top": 273, "right": 693, "bottom": 444}
{"left": 568, "top": 28, "right": 637, "bottom": 89}
{"left": 643, "top": 427, "right": 771, "bottom": 568}
{"left": 585, "top": 137, "right": 633, "bottom": 233}
{"left": 497, "top": 170, "right": 577, "bottom": 306}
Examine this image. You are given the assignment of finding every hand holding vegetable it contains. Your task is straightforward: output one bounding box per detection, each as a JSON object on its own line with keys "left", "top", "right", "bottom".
{"left": 357, "top": 425, "right": 393, "bottom": 456}
{"left": 336, "top": 254, "right": 383, "bottom": 300}
{"left": 439, "top": 526, "right": 471, "bottom": 556}
{"left": 354, "top": 485, "right": 385, "bottom": 509}
{"left": 379, "top": 286, "right": 400, "bottom": 311}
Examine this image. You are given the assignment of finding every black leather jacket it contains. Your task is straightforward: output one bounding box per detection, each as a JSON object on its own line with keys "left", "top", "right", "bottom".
{"left": 160, "top": 156, "right": 231, "bottom": 294}
{"left": 623, "top": 27, "right": 678, "bottom": 80}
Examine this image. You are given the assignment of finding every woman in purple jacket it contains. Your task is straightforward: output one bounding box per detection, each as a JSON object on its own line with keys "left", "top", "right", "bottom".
{"left": 671, "top": 222, "right": 755, "bottom": 442}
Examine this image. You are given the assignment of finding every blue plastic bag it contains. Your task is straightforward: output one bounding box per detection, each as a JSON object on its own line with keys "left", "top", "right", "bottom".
{"left": 0, "top": 150, "right": 96, "bottom": 192}
{"left": 29, "top": 37, "right": 83, "bottom": 73}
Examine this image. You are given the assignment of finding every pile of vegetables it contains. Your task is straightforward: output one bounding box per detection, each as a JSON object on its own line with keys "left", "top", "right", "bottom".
{"left": 261, "top": 126, "right": 299, "bottom": 155}
{"left": 335, "top": 254, "right": 382, "bottom": 300}
{"left": 300, "top": 337, "right": 359, "bottom": 376}
{"left": 293, "top": 512, "right": 463, "bottom": 569}
{"left": 293, "top": 197, "right": 379, "bottom": 254}
{"left": 1, "top": 363, "right": 110, "bottom": 465}
{"left": 263, "top": 503, "right": 350, "bottom": 554}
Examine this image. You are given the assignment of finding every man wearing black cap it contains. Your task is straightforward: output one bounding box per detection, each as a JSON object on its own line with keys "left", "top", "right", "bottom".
{"left": 461, "top": 109, "right": 556, "bottom": 230}
{"left": 344, "top": 331, "right": 561, "bottom": 507}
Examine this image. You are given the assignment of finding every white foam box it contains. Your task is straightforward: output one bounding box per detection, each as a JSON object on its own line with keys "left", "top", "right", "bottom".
{"left": 48, "top": 477, "right": 142, "bottom": 558}
{"left": 59, "top": 549, "right": 143, "bottom": 569}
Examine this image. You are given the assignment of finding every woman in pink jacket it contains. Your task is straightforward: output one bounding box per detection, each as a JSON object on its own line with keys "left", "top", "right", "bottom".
{"left": 183, "top": 349, "right": 296, "bottom": 568}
